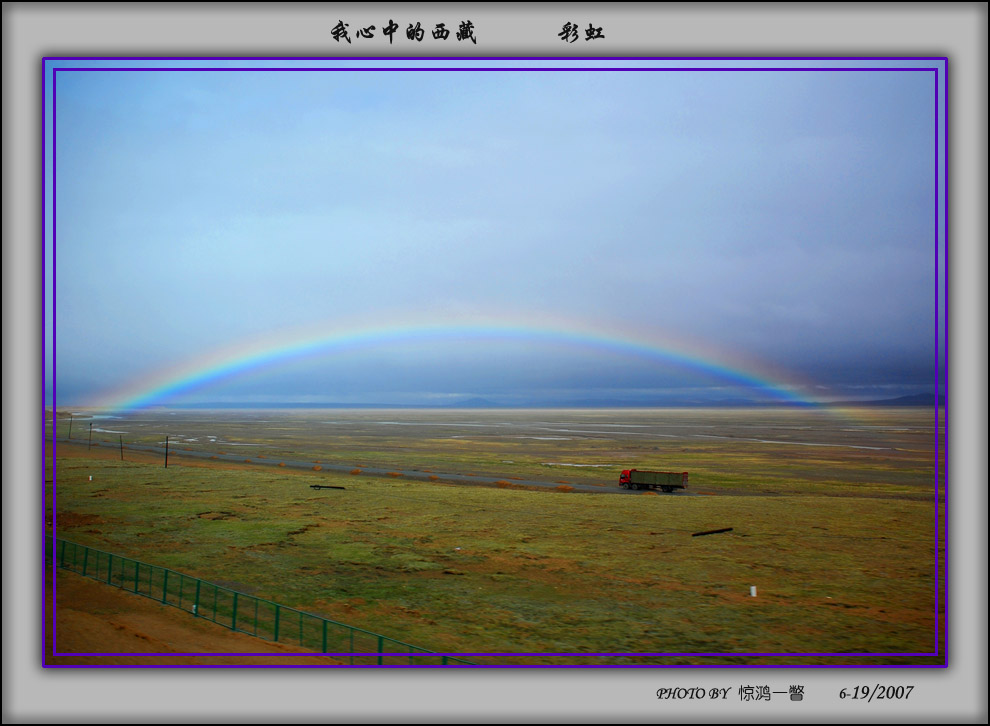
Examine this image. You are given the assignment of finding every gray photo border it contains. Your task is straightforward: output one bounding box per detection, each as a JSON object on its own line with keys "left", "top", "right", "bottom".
{"left": 6, "top": 3, "right": 986, "bottom": 723}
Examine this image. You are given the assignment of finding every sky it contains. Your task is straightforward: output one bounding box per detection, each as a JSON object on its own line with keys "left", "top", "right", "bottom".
{"left": 49, "top": 62, "right": 940, "bottom": 408}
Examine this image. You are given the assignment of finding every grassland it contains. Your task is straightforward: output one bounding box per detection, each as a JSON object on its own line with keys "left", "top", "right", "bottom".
{"left": 48, "top": 407, "right": 943, "bottom": 665}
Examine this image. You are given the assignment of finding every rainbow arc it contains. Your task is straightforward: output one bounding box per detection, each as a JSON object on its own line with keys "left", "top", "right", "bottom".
{"left": 90, "top": 321, "right": 824, "bottom": 412}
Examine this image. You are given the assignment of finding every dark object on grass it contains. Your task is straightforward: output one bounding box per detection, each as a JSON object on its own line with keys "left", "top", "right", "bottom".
{"left": 310, "top": 484, "right": 346, "bottom": 491}
{"left": 691, "top": 527, "right": 733, "bottom": 537}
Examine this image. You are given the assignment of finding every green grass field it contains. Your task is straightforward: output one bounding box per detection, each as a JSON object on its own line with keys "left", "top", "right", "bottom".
{"left": 49, "top": 407, "right": 943, "bottom": 665}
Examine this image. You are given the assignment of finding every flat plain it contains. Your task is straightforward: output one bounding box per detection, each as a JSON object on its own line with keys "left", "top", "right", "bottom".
{"left": 47, "top": 407, "right": 943, "bottom": 665}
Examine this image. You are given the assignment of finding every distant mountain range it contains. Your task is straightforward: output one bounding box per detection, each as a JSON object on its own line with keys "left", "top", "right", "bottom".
{"left": 131, "top": 393, "right": 945, "bottom": 409}
{"left": 826, "top": 393, "right": 945, "bottom": 407}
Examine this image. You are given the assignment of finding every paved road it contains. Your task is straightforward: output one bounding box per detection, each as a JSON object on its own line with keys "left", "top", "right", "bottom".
{"left": 58, "top": 438, "right": 694, "bottom": 496}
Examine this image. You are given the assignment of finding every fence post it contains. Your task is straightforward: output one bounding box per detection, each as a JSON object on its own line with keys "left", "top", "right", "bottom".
{"left": 162, "top": 569, "right": 169, "bottom": 603}
{"left": 377, "top": 635, "right": 384, "bottom": 665}
{"left": 133, "top": 561, "right": 139, "bottom": 592}
{"left": 194, "top": 579, "right": 201, "bottom": 616}
{"left": 59, "top": 539, "right": 66, "bottom": 568}
{"left": 107, "top": 553, "right": 113, "bottom": 583}
{"left": 82, "top": 546, "right": 89, "bottom": 576}
{"left": 321, "top": 619, "right": 327, "bottom": 653}
{"left": 232, "top": 592, "right": 238, "bottom": 631}
{"left": 274, "top": 604, "right": 281, "bottom": 642}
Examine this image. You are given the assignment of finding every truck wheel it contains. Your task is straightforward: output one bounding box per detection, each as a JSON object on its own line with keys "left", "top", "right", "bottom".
{"left": 661, "top": 486, "right": 673, "bottom": 493}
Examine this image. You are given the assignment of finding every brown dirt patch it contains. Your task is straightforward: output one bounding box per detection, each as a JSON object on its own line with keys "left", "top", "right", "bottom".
{"left": 48, "top": 567, "right": 341, "bottom": 665}
{"left": 496, "top": 481, "right": 525, "bottom": 490}
{"left": 51, "top": 511, "right": 106, "bottom": 528}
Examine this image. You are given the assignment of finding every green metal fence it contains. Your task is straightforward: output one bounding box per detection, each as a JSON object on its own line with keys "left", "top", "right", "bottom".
{"left": 48, "top": 536, "right": 473, "bottom": 665}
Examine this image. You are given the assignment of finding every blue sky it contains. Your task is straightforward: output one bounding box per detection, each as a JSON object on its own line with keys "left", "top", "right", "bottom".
{"left": 50, "top": 63, "right": 940, "bottom": 407}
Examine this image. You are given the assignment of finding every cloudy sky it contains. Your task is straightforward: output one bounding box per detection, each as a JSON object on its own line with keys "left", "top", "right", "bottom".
{"left": 48, "top": 61, "right": 940, "bottom": 407}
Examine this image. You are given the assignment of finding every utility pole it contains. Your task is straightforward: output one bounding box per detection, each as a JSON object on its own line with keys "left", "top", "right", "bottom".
{"left": 119, "top": 435, "right": 124, "bottom": 461}
{"left": 68, "top": 413, "right": 73, "bottom": 439}
{"left": 88, "top": 423, "right": 93, "bottom": 450}
{"left": 164, "top": 435, "right": 169, "bottom": 468}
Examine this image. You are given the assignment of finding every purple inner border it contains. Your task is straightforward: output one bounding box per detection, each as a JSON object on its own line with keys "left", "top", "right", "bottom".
{"left": 43, "top": 56, "right": 948, "bottom": 668}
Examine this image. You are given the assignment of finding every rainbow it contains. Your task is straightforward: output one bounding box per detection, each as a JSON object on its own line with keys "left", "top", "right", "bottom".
{"left": 87, "top": 318, "right": 827, "bottom": 412}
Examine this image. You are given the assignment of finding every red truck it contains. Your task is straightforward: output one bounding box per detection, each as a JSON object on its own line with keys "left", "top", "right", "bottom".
{"left": 619, "top": 469, "right": 688, "bottom": 493}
